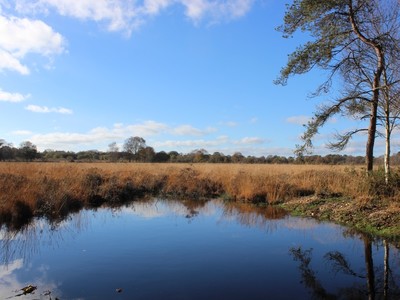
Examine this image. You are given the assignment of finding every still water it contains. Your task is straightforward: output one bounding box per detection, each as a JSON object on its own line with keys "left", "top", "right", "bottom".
{"left": 0, "top": 198, "right": 399, "bottom": 300}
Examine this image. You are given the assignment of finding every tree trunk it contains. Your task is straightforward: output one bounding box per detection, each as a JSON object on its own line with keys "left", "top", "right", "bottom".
{"left": 384, "top": 121, "right": 391, "bottom": 184}
{"left": 349, "top": 0, "right": 385, "bottom": 173}
{"left": 366, "top": 100, "right": 378, "bottom": 172}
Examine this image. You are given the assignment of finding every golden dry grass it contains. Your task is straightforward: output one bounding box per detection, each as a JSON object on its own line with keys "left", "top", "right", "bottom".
{"left": 0, "top": 162, "right": 400, "bottom": 234}
{"left": 0, "top": 162, "right": 362, "bottom": 202}
{"left": 0, "top": 162, "right": 385, "bottom": 228}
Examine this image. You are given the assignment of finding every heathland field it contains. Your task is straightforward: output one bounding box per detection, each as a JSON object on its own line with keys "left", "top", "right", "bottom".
{"left": 0, "top": 163, "right": 399, "bottom": 238}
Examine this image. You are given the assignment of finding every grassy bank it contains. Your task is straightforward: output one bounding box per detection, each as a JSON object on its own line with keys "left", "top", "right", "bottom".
{"left": 0, "top": 162, "right": 399, "bottom": 238}
{"left": 280, "top": 196, "right": 400, "bottom": 241}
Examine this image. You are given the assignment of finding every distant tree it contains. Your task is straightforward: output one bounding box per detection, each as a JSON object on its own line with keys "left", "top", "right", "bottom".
{"left": 168, "top": 151, "right": 180, "bottom": 162}
{"left": 191, "top": 149, "right": 209, "bottom": 163}
{"left": 137, "top": 146, "right": 155, "bottom": 162}
{"left": 77, "top": 150, "right": 100, "bottom": 161}
{"left": 43, "top": 149, "right": 76, "bottom": 161}
{"left": 0, "top": 140, "right": 15, "bottom": 161}
{"left": 19, "top": 141, "right": 37, "bottom": 161}
{"left": 108, "top": 142, "right": 119, "bottom": 153}
{"left": 257, "top": 156, "right": 267, "bottom": 164}
{"left": 244, "top": 156, "right": 257, "bottom": 164}
{"left": 153, "top": 151, "right": 170, "bottom": 162}
{"left": 108, "top": 142, "right": 119, "bottom": 162}
{"left": 0, "top": 139, "right": 10, "bottom": 161}
{"left": 123, "top": 136, "right": 146, "bottom": 162}
{"left": 232, "top": 152, "right": 244, "bottom": 163}
{"left": 209, "top": 152, "right": 225, "bottom": 163}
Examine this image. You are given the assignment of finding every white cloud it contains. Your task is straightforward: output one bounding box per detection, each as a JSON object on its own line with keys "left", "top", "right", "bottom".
{"left": 181, "top": 0, "right": 254, "bottom": 23}
{"left": 286, "top": 115, "right": 310, "bottom": 125}
{"left": 12, "top": 0, "right": 255, "bottom": 36}
{"left": 0, "top": 13, "right": 65, "bottom": 74}
{"left": 121, "top": 121, "right": 169, "bottom": 137}
{"left": 180, "top": 0, "right": 208, "bottom": 20}
{"left": 233, "top": 137, "right": 266, "bottom": 145}
{"left": 19, "top": 0, "right": 139, "bottom": 33}
{"left": 30, "top": 121, "right": 218, "bottom": 150}
{"left": 26, "top": 121, "right": 268, "bottom": 154}
{"left": 153, "top": 135, "right": 266, "bottom": 152}
{"left": 12, "top": 130, "right": 32, "bottom": 135}
{"left": 25, "top": 104, "right": 73, "bottom": 114}
{"left": 142, "top": 0, "right": 173, "bottom": 15}
{"left": 0, "top": 88, "right": 30, "bottom": 102}
{"left": 155, "top": 138, "right": 224, "bottom": 148}
{"left": 0, "top": 48, "right": 29, "bottom": 74}
{"left": 30, "top": 121, "right": 168, "bottom": 149}
{"left": 172, "top": 124, "right": 216, "bottom": 136}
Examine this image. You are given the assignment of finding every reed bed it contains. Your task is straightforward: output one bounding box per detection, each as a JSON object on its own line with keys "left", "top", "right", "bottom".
{"left": 0, "top": 162, "right": 392, "bottom": 229}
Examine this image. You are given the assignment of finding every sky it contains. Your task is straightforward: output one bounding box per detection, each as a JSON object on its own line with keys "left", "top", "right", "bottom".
{"left": 0, "top": 0, "right": 395, "bottom": 157}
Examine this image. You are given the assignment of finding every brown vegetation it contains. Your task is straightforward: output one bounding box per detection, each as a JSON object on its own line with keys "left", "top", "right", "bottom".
{"left": 0, "top": 163, "right": 399, "bottom": 233}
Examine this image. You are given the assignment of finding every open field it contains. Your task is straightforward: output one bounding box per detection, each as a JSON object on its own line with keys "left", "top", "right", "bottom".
{"left": 0, "top": 162, "right": 399, "bottom": 238}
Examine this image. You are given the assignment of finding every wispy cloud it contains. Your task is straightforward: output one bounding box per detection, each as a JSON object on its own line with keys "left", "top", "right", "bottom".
{"left": 21, "top": 119, "right": 270, "bottom": 155}
{"left": 220, "top": 121, "right": 238, "bottom": 127}
{"left": 11, "top": 130, "right": 32, "bottom": 135}
{"left": 0, "top": 88, "right": 30, "bottom": 102}
{"left": 233, "top": 137, "right": 266, "bottom": 145}
{"left": 286, "top": 115, "right": 310, "bottom": 126}
{"left": 172, "top": 124, "right": 216, "bottom": 136}
{"left": 153, "top": 135, "right": 266, "bottom": 152}
{"left": 181, "top": 0, "right": 254, "bottom": 23}
{"left": 29, "top": 121, "right": 219, "bottom": 149}
{"left": 118, "top": 121, "right": 168, "bottom": 136}
{"left": 29, "top": 121, "right": 169, "bottom": 149}
{"left": 0, "top": 12, "right": 65, "bottom": 74}
{"left": 0, "top": 48, "right": 29, "bottom": 74}
{"left": 11, "top": 0, "right": 255, "bottom": 36}
{"left": 15, "top": 0, "right": 140, "bottom": 34}
{"left": 155, "top": 138, "right": 227, "bottom": 149}
{"left": 249, "top": 117, "right": 258, "bottom": 124}
{"left": 25, "top": 104, "right": 73, "bottom": 114}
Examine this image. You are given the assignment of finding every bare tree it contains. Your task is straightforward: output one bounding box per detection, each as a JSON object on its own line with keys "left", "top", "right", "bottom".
{"left": 123, "top": 136, "right": 146, "bottom": 162}
{"left": 108, "top": 142, "right": 119, "bottom": 162}
{"left": 277, "top": 0, "right": 400, "bottom": 173}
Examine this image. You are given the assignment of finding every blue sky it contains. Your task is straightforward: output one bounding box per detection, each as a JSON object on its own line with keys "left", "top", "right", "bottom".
{"left": 0, "top": 0, "right": 390, "bottom": 156}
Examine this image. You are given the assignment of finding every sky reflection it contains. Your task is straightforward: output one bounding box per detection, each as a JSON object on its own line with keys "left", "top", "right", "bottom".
{"left": 0, "top": 199, "right": 399, "bottom": 299}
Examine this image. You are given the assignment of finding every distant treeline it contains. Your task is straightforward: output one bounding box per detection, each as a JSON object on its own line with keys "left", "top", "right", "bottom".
{"left": 1, "top": 138, "right": 399, "bottom": 165}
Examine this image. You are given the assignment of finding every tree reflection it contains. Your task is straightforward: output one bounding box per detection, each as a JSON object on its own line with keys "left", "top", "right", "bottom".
{"left": 290, "top": 235, "right": 400, "bottom": 299}
{"left": 290, "top": 247, "right": 336, "bottom": 299}
{"left": 0, "top": 198, "right": 288, "bottom": 267}
{"left": 221, "top": 201, "right": 287, "bottom": 232}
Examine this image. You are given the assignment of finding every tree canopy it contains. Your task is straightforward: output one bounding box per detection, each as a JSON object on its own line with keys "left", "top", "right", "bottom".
{"left": 276, "top": 0, "right": 400, "bottom": 173}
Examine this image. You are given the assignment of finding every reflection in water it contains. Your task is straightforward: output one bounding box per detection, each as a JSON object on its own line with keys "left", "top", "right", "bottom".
{"left": 0, "top": 213, "right": 90, "bottom": 299}
{"left": 290, "top": 247, "right": 336, "bottom": 299}
{"left": 1, "top": 212, "right": 89, "bottom": 266}
{"left": 290, "top": 234, "right": 400, "bottom": 299}
{"left": 0, "top": 198, "right": 399, "bottom": 299}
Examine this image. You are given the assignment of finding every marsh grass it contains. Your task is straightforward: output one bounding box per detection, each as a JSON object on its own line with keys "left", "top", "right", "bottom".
{"left": 0, "top": 162, "right": 397, "bottom": 229}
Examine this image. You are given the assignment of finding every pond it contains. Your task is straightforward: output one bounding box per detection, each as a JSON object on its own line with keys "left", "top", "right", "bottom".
{"left": 0, "top": 198, "right": 399, "bottom": 299}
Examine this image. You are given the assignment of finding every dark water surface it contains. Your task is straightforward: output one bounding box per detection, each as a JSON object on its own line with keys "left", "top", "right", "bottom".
{"left": 0, "top": 199, "right": 399, "bottom": 299}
